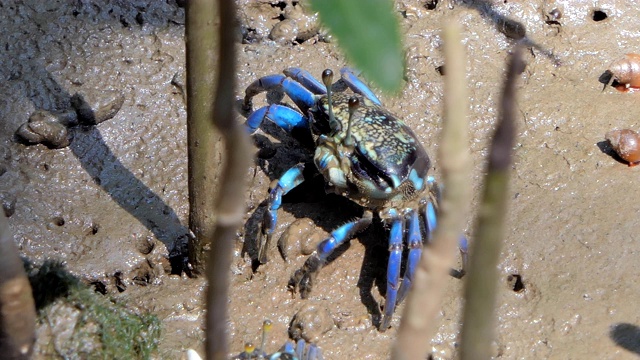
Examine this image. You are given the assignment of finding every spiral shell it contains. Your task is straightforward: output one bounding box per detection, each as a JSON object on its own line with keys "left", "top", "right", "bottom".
{"left": 608, "top": 54, "right": 640, "bottom": 91}
{"left": 605, "top": 129, "right": 640, "bottom": 166}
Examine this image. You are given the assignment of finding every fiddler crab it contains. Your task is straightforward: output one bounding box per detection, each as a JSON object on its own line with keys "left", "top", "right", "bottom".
{"left": 243, "top": 67, "right": 468, "bottom": 331}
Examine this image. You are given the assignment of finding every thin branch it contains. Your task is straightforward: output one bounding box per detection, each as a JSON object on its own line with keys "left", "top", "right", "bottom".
{"left": 391, "top": 21, "right": 470, "bottom": 360}
{"left": 186, "top": 0, "right": 222, "bottom": 273}
{"left": 0, "top": 213, "right": 36, "bottom": 359}
{"left": 204, "top": 0, "right": 253, "bottom": 359}
{"left": 459, "top": 45, "right": 523, "bottom": 360}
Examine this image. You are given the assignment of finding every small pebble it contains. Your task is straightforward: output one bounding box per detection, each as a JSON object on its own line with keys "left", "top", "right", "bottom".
{"left": 71, "top": 90, "right": 124, "bottom": 125}
{"left": 277, "top": 218, "right": 325, "bottom": 261}
{"left": 289, "top": 302, "right": 334, "bottom": 343}
{"left": 15, "top": 110, "right": 71, "bottom": 149}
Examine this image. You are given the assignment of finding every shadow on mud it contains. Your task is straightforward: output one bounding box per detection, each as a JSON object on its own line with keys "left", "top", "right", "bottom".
{"left": 610, "top": 323, "right": 640, "bottom": 355}
{"left": 21, "top": 64, "right": 190, "bottom": 273}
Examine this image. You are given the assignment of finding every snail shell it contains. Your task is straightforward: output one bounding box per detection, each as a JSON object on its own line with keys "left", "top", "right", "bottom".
{"left": 605, "top": 129, "right": 640, "bottom": 166}
{"left": 608, "top": 54, "right": 640, "bottom": 91}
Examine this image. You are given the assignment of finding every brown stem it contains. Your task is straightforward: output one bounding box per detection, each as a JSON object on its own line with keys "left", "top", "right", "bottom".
{"left": 0, "top": 213, "right": 36, "bottom": 359}
{"left": 186, "top": 0, "right": 223, "bottom": 274}
{"left": 202, "top": 0, "right": 253, "bottom": 359}
{"left": 392, "top": 21, "right": 470, "bottom": 360}
{"left": 459, "top": 45, "right": 523, "bottom": 360}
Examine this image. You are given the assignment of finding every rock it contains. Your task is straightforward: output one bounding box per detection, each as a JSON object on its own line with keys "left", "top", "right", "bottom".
{"left": 71, "top": 90, "right": 125, "bottom": 125}
{"left": 277, "top": 218, "right": 325, "bottom": 261}
{"left": 15, "top": 110, "right": 71, "bottom": 149}
{"left": 289, "top": 302, "right": 334, "bottom": 343}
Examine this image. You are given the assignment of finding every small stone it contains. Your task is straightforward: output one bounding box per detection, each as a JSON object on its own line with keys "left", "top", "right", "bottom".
{"left": 277, "top": 218, "right": 324, "bottom": 261}
{"left": 28, "top": 108, "right": 78, "bottom": 127}
{"left": 171, "top": 70, "right": 186, "bottom": 102}
{"left": 71, "top": 90, "right": 125, "bottom": 125}
{"left": 269, "top": 19, "right": 299, "bottom": 43}
{"left": 289, "top": 303, "right": 334, "bottom": 343}
{"left": 135, "top": 235, "right": 155, "bottom": 255}
{"left": 15, "top": 110, "right": 71, "bottom": 149}
{"left": 1, "top": 193, "right": 16, "bottom": 217}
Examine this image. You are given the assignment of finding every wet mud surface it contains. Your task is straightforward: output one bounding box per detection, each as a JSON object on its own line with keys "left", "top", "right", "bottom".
{"left": 2, "top": 0, "right": 640, "bottom": 358}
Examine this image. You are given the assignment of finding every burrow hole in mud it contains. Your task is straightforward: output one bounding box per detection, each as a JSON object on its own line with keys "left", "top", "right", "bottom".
{"left": 88, "top": 223, "right": 99, "bottom": 235}
{"left": 507, "top": 274, "right": 524, "bottom": 292}
{"left": 592, "top": 9, "right": 608, "bottom": 22}
{"left": 90, "top": 280, "right": 107, "bottom": 295}
{"left": 424, "top": 0, "right": 438, "bottom": 10}
{"left": 114, "top": 271, "right": 127, "bottom": 292}
{"left": 51, "top": 216, "right": 65, "bottom": 227}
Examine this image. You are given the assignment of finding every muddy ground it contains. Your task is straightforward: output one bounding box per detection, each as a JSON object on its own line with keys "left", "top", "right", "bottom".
{"left": 2, "top": 0, "right": 640, "bottom": 359}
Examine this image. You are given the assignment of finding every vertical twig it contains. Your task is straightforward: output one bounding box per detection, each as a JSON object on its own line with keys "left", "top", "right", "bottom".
{"left": 0, "top": 213, "right": 36, "bottom": 359}
{"left": 186, "top": 0, "right": 222, "bottom": 273}
{"left": 459, "top": 45, "right": 522, "bottom": 360}
{"left": 392, "top": 22, "right": 470, "bottom": 360}
{"left": 204, "top": 0, "right": 252, "bottom": 359}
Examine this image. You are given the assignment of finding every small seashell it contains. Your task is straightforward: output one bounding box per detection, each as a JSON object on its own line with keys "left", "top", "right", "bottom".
{"left": 606, "top": 54, "right": 640, "bottom": 92}
{"left": 605, "top": 129, "right": 640, "bottom": 166}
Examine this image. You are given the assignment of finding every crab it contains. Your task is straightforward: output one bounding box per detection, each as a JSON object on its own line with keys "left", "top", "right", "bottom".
{"left": 232, "top": 320, "right": 323, "bottom": 360}
{"left": 243, "top": 67, "right": 468, "bottom": 330}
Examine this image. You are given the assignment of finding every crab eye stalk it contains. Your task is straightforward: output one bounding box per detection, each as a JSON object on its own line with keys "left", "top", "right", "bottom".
{"left": 260, "top": 319, "right": 272, "bottom": 352}
{"left": 322, "top": 69, "right": 340, "bottom": 133}
{"left": 244, "top": 342, "right": 255, "bottom": 355}
{"left": 345, "top": 95, "right": 359, "bottom": 147}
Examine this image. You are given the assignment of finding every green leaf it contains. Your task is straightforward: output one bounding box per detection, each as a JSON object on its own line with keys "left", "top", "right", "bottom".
{"left": 311, "top": 0, "right": 404, "bottom": 93}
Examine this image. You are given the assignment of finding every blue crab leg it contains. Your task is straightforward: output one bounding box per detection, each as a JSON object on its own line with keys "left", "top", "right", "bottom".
{"left": 245, "top": 104, "right": 309, "bottom": 134}
{"left": 295, "top": 339, "right": 306, "bottom": 358}
{"left": 284, "top": 68, "right": 327, "bottom": 95}
{"left": 258, "top": 164, "right": 305, "bottom": 264}
{"left": 305, "top": 343, "right": 322, "bottom": 360}
{"left": 269, "top": 340, "right": 322, "bottom": 360}
{"left": 396, "top": 209, "right": 422, "bottom": 305}
{"left": 425, "top": 200, "right": 437, "bottom": 237}
{"left": 458, "top": 235, "right": 469, "bottom": 277}
{"left": 380, "top": 209, "right": 404, "bottom": 331}
{"left": 269, "top": 341, "right": 295, "bottom": 360}
{"left": 423, "top": 201, "right": 470, "bottom": 277}
{"left": 244, "top": 74, "right": 317, "bottom": 112}
{"left": 339, "top": 68, "right": 382, "bottom": 105}
{"left": 289, "top": 211, "right": 373, "bottom": 297}
{"left": 424, "top": 175, "right": 438, "bottom": 237}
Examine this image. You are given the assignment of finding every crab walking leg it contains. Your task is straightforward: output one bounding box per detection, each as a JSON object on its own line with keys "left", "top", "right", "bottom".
{"left": 244, "top": 104, "right": 309, "bottom": 134}
{"left": 268, "top": 341, "right": 295, "bottom": 360}
{"left": 380, "top": 209, "right": 404, "bottom": 331}
{"left": 267, "top": 340, "right": 322, "bottom": 360}
{"left": 284, "top": 68, "right": 327, "bottom": 95}
{"left": 258, "top": 164, "right": 305, "bottom": 264}
{"left": 396, "top": 209, "right": 422, "bottom": 305}
{"left": 289, "top": 211, "right": 374, "bottom": 297}
{"left": 244, "top": 74, "right": 317, "bottom": 112}
{"left": 422, "top": 186, "right": 470, "bottom": 277}
{"left": 339, "top": 68, "right": 382, "bottom": 105}
{"left": 458, "top": 235, "right": 469, "bottom": 277}
{"left": 424, "top": 199, "right": 438, "bottom": 237}
{"left": 295, "top": 339, "right": 306, "bottom": 359}
{"left": 305, "top": 343, "right": 322, "bottom": 360}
